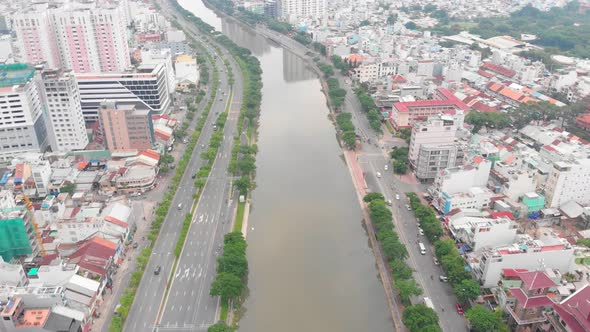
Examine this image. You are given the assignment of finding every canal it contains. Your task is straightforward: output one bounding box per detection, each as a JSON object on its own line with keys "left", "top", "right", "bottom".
{"left": 178, "top": 1, "right": 392, "bottom": 331}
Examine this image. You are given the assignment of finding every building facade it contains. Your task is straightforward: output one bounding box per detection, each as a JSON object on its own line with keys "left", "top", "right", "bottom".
{"left": 280, "top": 0, "right": 326, "bottom": 22}
{"left": 12, "top": 1, "right": 130, "bottom": 73}
{"left": 0, "top": 64, "right": 50, "bottom": 161}
{"left": 545, "top": 159, "right": 590, "bottom": 208}
{"left": 41, "top": 69, "right": 88, "bottom": 152}
{"left": 98, "top": 101, "right": 154, "bottom": 151}
{"left": 76, "top": 63, "right": 171, "bottom": 122}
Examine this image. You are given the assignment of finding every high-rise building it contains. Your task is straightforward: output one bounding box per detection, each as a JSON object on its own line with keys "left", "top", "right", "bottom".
{"left": 409, "top": 114, "right": 464, "bottom": 181}
{"left": 544, "top": 159, "right": 590, "bottom": 208}
{"left": 41, "top": 69, "right": 88, "bottom": 152}
{"left": 0, "top": 64, "right": 50, "bottom": 161}
{"left": 140, "top": 48, "right": 175, "bottom": 94}
{"left": 76, "top": 63, "right": 171, "bottom": 122}
{"left": 0, "top": 191, "right": 39, "bottom": 262}
{"left": 12, "top": 1, "right": 131, "bottom": 73}
{"left": 280, "top": 0, "right": 326, "bottom": 22}
{"left": 98, "top": 101, "right": 154, "bottom": 151}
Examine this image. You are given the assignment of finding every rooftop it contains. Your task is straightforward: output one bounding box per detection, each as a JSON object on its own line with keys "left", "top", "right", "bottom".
{"left": 15, "top": 308, "right": 51, "bottom": 328}
{"left": 0, "top": 64, "right": 35, "bottom": 89}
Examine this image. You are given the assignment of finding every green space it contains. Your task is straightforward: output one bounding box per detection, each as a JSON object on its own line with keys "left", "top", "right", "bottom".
{"left": 468, "top": 2, "right": 590, "bottom": 58}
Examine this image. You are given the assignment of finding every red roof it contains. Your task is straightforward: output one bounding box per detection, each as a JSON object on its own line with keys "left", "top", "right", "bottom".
{"left": 502, "top": 268, "right": 529, "bottom": 278}
{"left": 510, "top": 288, "right": 554, "bottom": 308}
{"left": 104, "top": 215, "right": 129, "bottom": 228}
{"left": 491, "top": 211, "right": 515, "bottom": 220}
{"left": 481, "top": 62, "right": 516, "bottom": 78}
{"left": 391, "top": 74, "right": 407, "bottom": 83}
{"left": 517, "top": 271, "right": 557, "bottom": 290}
{"left": 394, "top": 88, "right": 470, "bottom": 113}
{"left": 477, "top": 69, "right": 495, "bottom": 78}
{"left": 553, "top": 285, "right": 590, "bottom": 332}
{"left": 576, "top": 113, "right": 590, "bottom": 130}
{"left": 38, "top": 253, "right": 59, "bottom": 266}
{"left": 67, "top": 237, "right": 117, "bottom": 276}
{"left": 472, "top": 101, "right": 500, "bottom": 113}
{"left": 77, "top": 162, "right": 89, "bottom": 170}
{"left": 140, "top": 149, "right": 160, "bottom": 161}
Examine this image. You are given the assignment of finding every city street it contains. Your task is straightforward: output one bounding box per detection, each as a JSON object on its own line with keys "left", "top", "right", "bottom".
{"left": 122, "top": 1, "right": 244, "bottom": 331}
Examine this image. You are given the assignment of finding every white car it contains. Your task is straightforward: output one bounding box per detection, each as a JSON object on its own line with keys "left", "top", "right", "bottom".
{"left": 418, "top": 227, "right": 424, "bottom": 236}
{"left": 384, "top": 164, "right": 389, "bottom": 171}
{"left": 395, "top": 194, "right": 400, "bottom": 200}
{"left": 376, "top": 172, "right": 382, "bottom": 178}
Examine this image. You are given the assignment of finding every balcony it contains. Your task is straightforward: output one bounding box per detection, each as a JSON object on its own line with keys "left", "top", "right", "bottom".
{"left": 505, "top": 305, "right": 548, "bottom": 325}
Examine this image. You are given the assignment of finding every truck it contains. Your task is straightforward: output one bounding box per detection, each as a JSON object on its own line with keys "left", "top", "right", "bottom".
{"left": 423, "top": 297, "right": 435, "bottom": 310}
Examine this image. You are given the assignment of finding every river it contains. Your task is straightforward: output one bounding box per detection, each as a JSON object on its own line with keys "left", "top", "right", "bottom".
{"left": 178, "top": 1, "right": 392, "bottom": 331}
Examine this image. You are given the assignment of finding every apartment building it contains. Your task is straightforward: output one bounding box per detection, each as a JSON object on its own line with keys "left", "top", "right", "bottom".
{"left": 280, "top": 0, "right": 327, "bottom": 22}
{"left": 76, "top": 63, "right": 171, "bottom": 122}
{"left": 448, "top": 216, "right": 517, "bottom": 252}
{"left": 468, "top": 233, "right": 575, "bottom": 288}
{"left": 41, "top": 69, "right": 88, "bottom": 152}
{"left": 12, "top": 1, "right": 130, "bottom": 73}
{"left": 545, "top": 159, "right": 590, "bottom": 208}
{"left": 98, "top": 101, "right": 154, "bottom": 151}
{"left": 0, "top": 64, "right": 50, "bottom": 161}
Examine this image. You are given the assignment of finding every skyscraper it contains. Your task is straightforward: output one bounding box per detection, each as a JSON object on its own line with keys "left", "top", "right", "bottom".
{"left": 98, "top": 101, "right": 154, "bottom": 152}
{"left": 12, "top": 1, "right": 131, "bottom": 73}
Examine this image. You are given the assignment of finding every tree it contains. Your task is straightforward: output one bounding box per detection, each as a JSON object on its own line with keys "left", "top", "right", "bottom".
{"left": 397, "top": 279, "right": 423, "bottom": 304}
{"left": 342, "top": 131, "right": 357, "bottom": 149}
{"left": 161, "top": 154, "right": 174, "bottom": 165}
{"left": 210, "top": 272, "right": 244, "bottom": 301}
{"left": 390, "top": 259, "right": 413, "bottom": 280}
{"left": 381, "top": 236, "right": 408, "bottom": 260}
{"left": 405, "top": 21, "right": 418, "bottom": 30}
{"left": 60, "top": 182, "right": 76, "bottom": 194}
{"left": 235, "top": 176, "right": 251, "bottom": 195}
{"left": 465, "top": 306, "right": 509, "bottom": 332}
{"left": 398, "top": 128, "right": 411, "bottom": 143}
{"left": 390, "top": 147, "right": 409, "bottom": 161}
{"left": 434, "top": 239, "right": 456, "bottom": 258}
{"left": 465, "top": 111, "right": 511, "bottom": 133}
{"left": 393, "top": 159, "right": 407, "bottom": 174}
{"left": 364, "top": 192, "right": 385, "bottom": 203}
{"left": 359, "top": 20, "right": 370, "bottom": 27}
{"left": 402, "top": 304, "right": 439, "bottom": 332}
{"left": 217, "top": 252, "right": 248, "bottom": 279}
{"left": 237, "top": 155, "right": 256, "bottom": 174}
{"left": 454, "top": 279, "right": 481, "bottom": 303}
{"left": 208, "top": 322, "right": 234, "bottom": 332}
{"left": 386, "top": 14, "right": 397, "bottom": 25}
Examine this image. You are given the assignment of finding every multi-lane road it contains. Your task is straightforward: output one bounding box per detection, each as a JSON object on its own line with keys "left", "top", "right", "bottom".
{"left": 123, "top": 3, "right": 243, "bottom": 330}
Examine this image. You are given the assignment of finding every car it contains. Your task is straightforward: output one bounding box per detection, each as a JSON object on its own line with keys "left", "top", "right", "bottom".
{"left": 439, "top": 275, "right": 448, "bottom": 282}
{"left": 384, "top": 164, "right": 389, "bottom": 171}
{"left": 395, "top": 194, "right": 400, "bottom": 200}
{"left": 154, "top": 266, "right": 161, "bottom": 275}
{"left": 133, "top": 242, "right": 139, "bottom": 249}
{"left": 387, "top": 200, "right": 393, "bottom": 206}
{"left": 418, "top": 227, "right": 424, "bottom": 236}
{"left": 434, "top": 257, "right": 439, "bottom": 265}
{"left": 178, "top": 203, "right": 182, "bottom": 210}
{"left": 376, "top": 172, "right": 382, "bottom": 178}
{"left": 219, "top": 98, "right": 223, "bottom": 101}
{"left": 191, "top": 174, "right": 196, "bottom": 179}
{"left": 456, "top": 303, "right": 464, "bottom": 314}
{"left": 406, "top": 204, "right": 411, "bottom": 211}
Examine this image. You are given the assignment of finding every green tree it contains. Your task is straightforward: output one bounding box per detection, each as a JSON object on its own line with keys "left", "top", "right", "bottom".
{"left": 397, "top": 279, "right": 423, "bottom": 304}
{"left": 434, "top": 239, "right": 456, "bottom": 258}
{"left": 210, "top": 272, "right": 245, "bottom": 301}
{"left": 405, "top": 21, "right": 418, "bottom": 30}
{"left": 363, "top": 192, "right": 385, "bottom": 203}
{"left": 390, "top": 259, "right": 413, "bottom": 280}
{"left": 381, "top": 236, "right": 408, "bottom": 260}
{"left": 465, "top": 306, "right": 510, "bottom": 332}
{"left": 208, "top": 322, "right": 235, "bottom": 332}
{"left": 454, "top": 279, "right": 481, "bottom": 303}
{"left": 237, "top": 155, "right": 256, "bottom": 174}
{"left": 398, "top": 128, "right": 411, "bottom": 143}
{"left": 393, "top": 159, "right": 407, "bottom": 174}
{"left": 390, "top": 147, "right": 409, "bottom": 161}
{"left": 60, "top": 182, "right": 76, "bottom": 194}
{"left": 161, "top": 154, "right": 174, "bottom": 164}
{"left": 342, "top": 131, "right": 357, "bottom": 149}
{"left": 217, "top": 252, "right": 248, "bottom": 279}
{"left": 235, "top": 176, "right": 251, "bottom": 195}
{"left": 402, "top": 304, "right": 439, "bottom": 332}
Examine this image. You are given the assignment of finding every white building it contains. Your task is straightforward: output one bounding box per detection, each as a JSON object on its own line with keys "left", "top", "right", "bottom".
{"left": 468, "top": 233, "right": 575, "bottom": 288}
{"left": 448, "top": 216, "right": 517, "bottom": 252}
{"left": 0, "top": 64, "right": 50, "bottom": 161}
{"left": 140, "top": 48, "right": 175, "bottom": 94}
{"left": 280, "top": 0, "right": 326, "bottom": 22}
{"left": 0, "top": 34, "right": 14, "bottom": 61}
{"left": 76, "top": 63, "right": 171, "bottom": 122}
{"left": 30, "top": 159, "right": 52, "bottom": 197}
{"left": 175, "top": 54, "right": 199, "bottom": 85}
{"left": 11, "top": 6, "right": 61, "bottom": 68}
{"left": 41, "top": 69, "right": 89, "bottom": 152}
{"left": 351, "top": 60, "right": 397, "bottom": 83}
{"left": 0, "top": 257, "right": 27, "bottom": 287}
{"left": 440, "top": 187, "right": 496, "bottom": 214}
{"left": 545, "top": 159, "right": 590, "bottom": 208}
{"left": 166, "top": 30, "right": 186, "bottom": 42}
{"left": 431, "top": 159, "right": 492, "bottom": 211}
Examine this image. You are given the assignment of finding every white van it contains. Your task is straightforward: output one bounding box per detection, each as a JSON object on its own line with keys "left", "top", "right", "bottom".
{"left": 419, "top": 242, "right": 426, "bottom": 255}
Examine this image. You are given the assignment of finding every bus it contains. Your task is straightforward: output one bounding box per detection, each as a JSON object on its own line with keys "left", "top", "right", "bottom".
{"left": 418, "top": 242, "right": 426, "bottom": 255}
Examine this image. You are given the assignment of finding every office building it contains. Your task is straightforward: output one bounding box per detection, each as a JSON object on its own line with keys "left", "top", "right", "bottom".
{"left": 12, "top": 1, "right": 130, "bottom": 73}
{"left": 41, "top": 69, "right": 88, "bottom": 152}
{"left": 98, "top": 101, "right": 154, "bottom": 151}
{"left": 140, "top": 48, "right": 175, "bottom": 94}
{"left": 0, "top": 64, "right": 50, "bottom": 161}
{"left": 76, "top": 64, "right": 171, "bottom": 122}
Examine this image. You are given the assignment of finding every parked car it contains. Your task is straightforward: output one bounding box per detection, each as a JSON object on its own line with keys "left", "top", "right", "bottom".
{"left": 395, "top": 194, "right": 400, "bottom": 200}
{"left": 154, "top": 266, "right": 162, "bottom": 275}
{"left": 384, "top": 164, "right": 389, "bottom": 171}
{"left": 439, "top": 275, "right": 448, "bottom": 282}
{"left": 418, "top": 227, "right": 424, "bottom": 236}
{"left": 456, "top": 303, "right": 464, "bottom": 314}
{"left": 434, "top": 257, "right": 439, "bottom": 265}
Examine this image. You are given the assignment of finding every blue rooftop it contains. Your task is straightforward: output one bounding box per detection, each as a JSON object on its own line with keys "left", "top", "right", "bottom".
{"left": 0, "top": 64, "right": 35, "bottom": 88}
